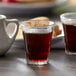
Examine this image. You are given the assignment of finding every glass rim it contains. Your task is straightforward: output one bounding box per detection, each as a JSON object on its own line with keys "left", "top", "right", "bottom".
{"left": 20, "top": 20, "right": 54, "bottom": 28}
{"left": 60, "top": 12, "right": 76, "bottom": 20}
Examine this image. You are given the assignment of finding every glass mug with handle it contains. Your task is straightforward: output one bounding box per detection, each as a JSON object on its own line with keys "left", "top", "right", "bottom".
{"left": 0, "top": 15, "right": 19, "bottom": 55}
{"left": 21, "top": 20, "right": 54, "bottom": 65}
{"left": 60, "top": 12, "right": 76, "bottom": 55}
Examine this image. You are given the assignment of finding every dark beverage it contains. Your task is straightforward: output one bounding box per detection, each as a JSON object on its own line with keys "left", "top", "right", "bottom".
{"left": 63, "top": 24, "right": 76, "bottom": 53}
{"left": 23, "top": 32, "right": 52, "bottom": 62}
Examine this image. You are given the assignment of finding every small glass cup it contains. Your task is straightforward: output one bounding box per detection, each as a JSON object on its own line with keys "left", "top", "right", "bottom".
{"left": 60, "top": 12, "right": 76, "bottom": 55}
{"left": 21, "top": 20, "right": 54, "bottom": 65}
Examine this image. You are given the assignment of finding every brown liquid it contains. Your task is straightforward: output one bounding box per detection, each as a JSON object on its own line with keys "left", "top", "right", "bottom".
{"left": 23, "top": 32, "right": 52, "bottom": 62}
{"left": 63, "top": 24, "right": 76, "bottom": 53}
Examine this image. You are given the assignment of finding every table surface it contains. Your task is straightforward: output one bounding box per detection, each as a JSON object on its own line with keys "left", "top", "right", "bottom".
{"left": 0, "top": 40, "right": 76, "bottom": 76}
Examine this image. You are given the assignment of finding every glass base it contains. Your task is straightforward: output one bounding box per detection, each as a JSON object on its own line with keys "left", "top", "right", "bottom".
{"left": 65, "top": 50, "right": 76, "bottom": 55}
{"left": 27, "top": 60, "right": 48, "bottom": 65}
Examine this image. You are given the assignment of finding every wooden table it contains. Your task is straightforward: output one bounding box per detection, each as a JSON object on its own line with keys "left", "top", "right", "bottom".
{"left": 0, "top": 40, "right": 76, "bottom": 76}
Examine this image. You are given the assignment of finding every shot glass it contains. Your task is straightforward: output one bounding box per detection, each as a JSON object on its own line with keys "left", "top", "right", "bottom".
{"left": 60, "top": 12, "right": 76, "bottom": 55}
{"left": 21, "top": 20, "right": 54, "bottom": 65}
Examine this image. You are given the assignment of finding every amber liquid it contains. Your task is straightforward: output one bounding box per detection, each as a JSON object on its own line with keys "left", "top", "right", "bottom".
{"left": 23, "top": 32, "right": 52, "bottom": 62}
{"left": 63, "top": 24, "right": 76, "bottom": 53}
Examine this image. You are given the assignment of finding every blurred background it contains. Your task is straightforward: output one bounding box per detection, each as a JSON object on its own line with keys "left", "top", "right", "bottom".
{"left": 0, "top": 0, "right": 76, "bottom": 20}
{"left": 0, "top": 0, "right": 76, "bottom": 48}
